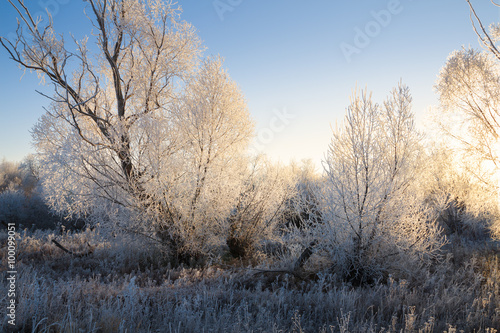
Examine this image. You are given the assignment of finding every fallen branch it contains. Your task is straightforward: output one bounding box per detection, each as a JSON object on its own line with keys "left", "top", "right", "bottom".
{"left": 293, "top": 240, "right": 318, "bottom": 272}
{"left": 219, "top": 264, "right": 307, "bottom": 280}
{"left": 52, "top": 239, "right": 94, "bottom": 257}
{"left": 217, "top": 240, "right": 319, "bottom": 280}
{"left": 250, "top": 267, "right": 305, "bottom": 279}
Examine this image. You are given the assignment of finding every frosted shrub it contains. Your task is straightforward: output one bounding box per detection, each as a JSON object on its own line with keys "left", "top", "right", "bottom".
{"left": 283, "top": 159, "right": 323, "bottom": 231}
{"left": 0, "top": 158, "right": 37, "bottom": 195}
{"left": 421, "top": 147, "right": 499, "bottom": 240}
{"left": 0, "top": 158, "right": 61, "bottom": 230}
{"left": 0, "top": 189, "right": 27, "bottom": 224}
{"left": 318, "top": 83, "right": 445, "bottom": 284}
{"left": 0, "top": 188, "right": 59, "bottom": 230}
{"left": 226, "top": 156, "right": 295, "bottom": 258}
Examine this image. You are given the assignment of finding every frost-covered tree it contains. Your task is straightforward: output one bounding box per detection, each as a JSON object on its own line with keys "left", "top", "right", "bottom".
{"left": 1, "top": 0, "right": 253, "bottom": 258}
{"left": 433, "top": 1, "right": 500, "bottom": 181}
{"left": 467, "top": 0, "right": 500, "bottom": 62}
{"left": 148, "top": 56, "right": 254, "bottom": 256}
{"left": 431, "top": 1, "right": 500, "bottom": 239}
{"left": 226, "top": 156, "right": 295, "bottom": 258}
{"left": 435, "top": 48, "right": 500, "bottom": 172}
{"left": 320, "top": 83, "right": 444, "bottom": 284}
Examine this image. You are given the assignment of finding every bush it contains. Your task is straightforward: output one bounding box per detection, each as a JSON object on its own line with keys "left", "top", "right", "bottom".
{"left": 226, "top": 157, "right": 295, "bottom": 259}
{"left": 0, "top": 157, "right": 85, "bottom": 231}
{"left": 2, "top": 228, "right": 500, "bottom": 332}
{"left": 306, "top": 84, "right": 444, "bottom": 284}
{"left": 422, "top": 146, "right": 499, "bottom": 241}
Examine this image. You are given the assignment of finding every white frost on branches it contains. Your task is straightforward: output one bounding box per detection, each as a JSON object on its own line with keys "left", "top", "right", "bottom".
{"left": 319, "top": 83, "right": 444, "bottom": 281}
{"left": 3, "top": 0, "right": 253, "bottom": 257}
{"left": 436, "top": 48, "right": 500, "bottom": 173}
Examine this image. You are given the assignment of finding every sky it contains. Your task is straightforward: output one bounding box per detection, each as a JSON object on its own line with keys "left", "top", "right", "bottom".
{"left": 0, "top": 0, "right": 499, "bottom": 170}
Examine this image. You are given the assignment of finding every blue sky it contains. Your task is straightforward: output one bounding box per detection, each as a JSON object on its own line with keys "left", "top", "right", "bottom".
{"left": 0, "top": 0, "right": 499, "bottom": 169}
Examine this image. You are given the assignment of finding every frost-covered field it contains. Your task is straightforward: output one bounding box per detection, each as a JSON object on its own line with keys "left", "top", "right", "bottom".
{"left": 2, "top": 1, "right": 500, "bottom": 332}
{"left": 1, "top": 228, "right": 499, "bottom": 332}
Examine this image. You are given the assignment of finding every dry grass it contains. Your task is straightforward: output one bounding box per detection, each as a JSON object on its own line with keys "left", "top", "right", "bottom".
{"left": 1, "top": 228, "right": 500, "bottom": 332}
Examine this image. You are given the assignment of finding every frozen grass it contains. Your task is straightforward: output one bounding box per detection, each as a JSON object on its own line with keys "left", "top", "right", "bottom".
{"left": 1, "top": 229, "right": 500, "bottom": 332}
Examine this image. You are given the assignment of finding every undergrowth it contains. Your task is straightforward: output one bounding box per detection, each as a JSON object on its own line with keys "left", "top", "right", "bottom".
{"left": 1, "top": 228, "right": 499, "bottom": 332}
